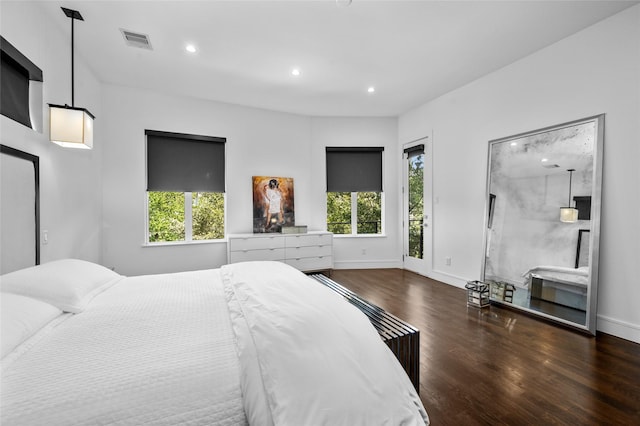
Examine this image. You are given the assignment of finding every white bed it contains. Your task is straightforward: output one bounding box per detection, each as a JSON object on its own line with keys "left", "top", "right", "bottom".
{"left": 1, "top": 259, "right": 428, "bottom": 425}
{"left": 522, "top": 265, "right": 589, "bottom": 288}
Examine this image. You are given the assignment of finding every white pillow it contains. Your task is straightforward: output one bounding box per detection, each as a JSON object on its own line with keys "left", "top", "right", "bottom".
{"left": 0, "top": 259, "right": 122, "bottom": 313}
{"left": 1, "top": 292, "right": 62, "bottom": 358}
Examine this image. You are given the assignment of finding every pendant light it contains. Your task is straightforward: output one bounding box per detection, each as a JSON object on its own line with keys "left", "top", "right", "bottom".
{"left": 49, "top": 7, "right": 94, "bottom": 149}
{"left": 560, "top": 168, "right": 578, "bottom": 223}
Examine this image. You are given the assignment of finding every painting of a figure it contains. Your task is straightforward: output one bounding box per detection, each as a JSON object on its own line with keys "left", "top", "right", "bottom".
{"left": 252, "top": 176, "right": 295, "bottom": 233}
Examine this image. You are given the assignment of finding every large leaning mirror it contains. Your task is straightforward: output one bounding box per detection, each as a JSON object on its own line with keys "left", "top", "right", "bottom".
{"left": 482, "top": 115, "right": 604, "bottom": 334}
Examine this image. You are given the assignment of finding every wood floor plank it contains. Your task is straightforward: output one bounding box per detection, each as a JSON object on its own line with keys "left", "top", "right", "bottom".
{"left": 330, "top": 268, "right": 640, "bottom": 425}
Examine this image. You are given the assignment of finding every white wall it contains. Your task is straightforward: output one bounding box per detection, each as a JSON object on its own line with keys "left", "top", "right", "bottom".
{"left": 101, "top": 85, "right": 399, "bottom": 275}
{"left": 310, "top": 117, "right": 401, "bottom": 269}
{"left": 399, "top": 5, "right": 640, "bottom": 343}
{"left": 102, "top": 85, "right": 310, "bottom": 275}
{"left": 0, "top": 1, "right": 103, "bottom": 266}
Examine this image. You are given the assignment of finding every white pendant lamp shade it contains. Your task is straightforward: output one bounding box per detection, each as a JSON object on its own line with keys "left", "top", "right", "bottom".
{"left": 49, "top": 7, "right": 95, "bottom": 149}
{"left": 560, "top": 207, "right": 579, "bottom": 223}
{"left": 49, "top": 105, "right": 94, "bottom": 149}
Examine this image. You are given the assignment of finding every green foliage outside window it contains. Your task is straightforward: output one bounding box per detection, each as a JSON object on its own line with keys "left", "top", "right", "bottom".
{"left": 327, "top": 191, "right": 381, "bottom": 235}
{"left": 148, "top": 192, "right": 185, "bottom": 242}
{"left": 357, "top": 192, "right": 382, "bottom": 234}
{"left": 408, "top": 154, "right": 424, "bottom": 258}
{"left": 327, "top": 192, "right": 351, "bottom": 234}
{"left": 192, "top": 192, "right": 224, "bottom": 240}
{"left": 148, "top": 191, "right": 224, "bottom": 243}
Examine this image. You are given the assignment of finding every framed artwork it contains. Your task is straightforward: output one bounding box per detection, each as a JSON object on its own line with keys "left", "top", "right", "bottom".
{"left": 487, "top": 193, "right": 496, "bottom": 229}
{"left": 252, "top": 176, "right": 295, "bottom": 233}
{"left": 575, "top": 229, "right": 590, "bottom": 269}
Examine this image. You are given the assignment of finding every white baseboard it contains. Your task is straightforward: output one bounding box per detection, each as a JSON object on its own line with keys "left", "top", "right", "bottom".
{"left": 428, "top": 269, "right": 470, "bottom": 289}
{"left": 596, "top": 314, "right": 640, "bottom": 344}
{"left": 333, "top": 259, "right": 402, "bottom": 270}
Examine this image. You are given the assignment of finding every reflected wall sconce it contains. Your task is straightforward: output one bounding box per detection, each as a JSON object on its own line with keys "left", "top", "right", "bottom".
{"left": 49, "top": 7, "right": 94, "bottom": 149}
{"left": 560, "top": 168, "right": 579, "bottom": 223}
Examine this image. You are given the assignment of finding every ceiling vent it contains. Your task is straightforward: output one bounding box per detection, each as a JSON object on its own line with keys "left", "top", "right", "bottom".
{"left": 120, "top": 29, "right": 152, "bottom": 50}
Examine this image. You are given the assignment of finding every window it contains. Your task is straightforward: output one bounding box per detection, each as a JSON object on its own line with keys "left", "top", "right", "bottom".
{"left": 405, "top": 144, "right": 425, "bottom": 259}
{"left": 146, "top": 130, "right": 225, "bottom": 243}
{"left": 326, "top": 147, "right": 384, "bottom": 235}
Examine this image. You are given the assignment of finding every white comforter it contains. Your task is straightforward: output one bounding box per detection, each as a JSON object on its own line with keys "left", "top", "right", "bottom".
{"left": 1, "top": 269, "right": 248, "bottom": 425}
{"left": 2, "top": 261, "right": 428, "bottom": 425}
{"left": 222, "top": 261, "right": 429, "bottom": 425}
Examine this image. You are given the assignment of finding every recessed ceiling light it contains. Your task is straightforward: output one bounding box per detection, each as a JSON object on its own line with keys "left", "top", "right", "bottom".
{"left": 291, "top": 68, "right": 301, "bottom": 76}
{"left": 367, "top": 86, "right": 375, "bottom": 93}
{"left": 541, "top": 158, "right": 549, "bottom": 162}
{"left": 185, "top": 44, "right": 197, "bottom": 53}
{"left": 510, "top": 142, "right": 517, "bottom": 146}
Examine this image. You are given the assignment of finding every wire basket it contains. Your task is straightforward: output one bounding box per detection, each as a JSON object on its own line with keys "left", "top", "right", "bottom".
{"left": 465, "top": 280, "right": 490, "bottom": 308}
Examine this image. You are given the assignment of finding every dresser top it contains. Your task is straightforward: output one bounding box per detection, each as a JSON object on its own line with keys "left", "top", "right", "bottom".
{"left": 228, "top": 231, "right": 332, "bottom": 239}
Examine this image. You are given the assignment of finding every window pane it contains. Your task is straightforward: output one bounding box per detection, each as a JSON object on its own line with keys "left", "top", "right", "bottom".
{"left": 148, "top": 192, "right": 185, "bottom": 242}
{"left": 357, "top": 192, "right": 382, "bottom": 234}
{"left": 408, "top": 153, "right": 424, "bottom": 258}
{"left": 192, "top": 192, "right": 225, "bottom": 240}
{"left": 327, "top": 192, "right": 351, "bottom": 234}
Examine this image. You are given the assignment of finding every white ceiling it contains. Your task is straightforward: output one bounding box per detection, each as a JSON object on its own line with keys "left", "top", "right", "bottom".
{"left": 40, "top": 0, "right": 637, "bottom": 117}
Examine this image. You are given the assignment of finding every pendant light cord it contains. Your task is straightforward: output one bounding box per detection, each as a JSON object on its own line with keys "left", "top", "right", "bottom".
{"left": 567, "top": 169, "right": 575, "bottom": 207}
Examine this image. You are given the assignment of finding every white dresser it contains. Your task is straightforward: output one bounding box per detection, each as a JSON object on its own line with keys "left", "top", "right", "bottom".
{"left": 227, "top": 231, "right": 333, "bottom": 273}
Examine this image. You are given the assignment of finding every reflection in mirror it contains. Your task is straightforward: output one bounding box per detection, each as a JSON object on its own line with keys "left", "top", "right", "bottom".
{"left": 483, "top": 115, "right": 603, "bottom": 334}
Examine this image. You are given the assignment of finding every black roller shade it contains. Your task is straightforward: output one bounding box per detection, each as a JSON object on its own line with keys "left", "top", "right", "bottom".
{"left": 326, "top": 147, "right": 384, "bottom": 192}
{"left": 146, "top": 130, "right": 226, "bottom": 192}
{"left": 403, "top": 144, "right": 424, "bottom": 157}
{"left": 1, "top": 37, "right": 42, "bottom": 129}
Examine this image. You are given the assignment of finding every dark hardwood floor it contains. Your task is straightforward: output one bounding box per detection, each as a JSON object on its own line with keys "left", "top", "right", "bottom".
{"left": 330, "top": 268, "right": 640, "bottom": 426}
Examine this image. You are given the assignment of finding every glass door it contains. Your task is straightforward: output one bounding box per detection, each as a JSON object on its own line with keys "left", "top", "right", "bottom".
{"left": 403, "top": 140, "right": 428, "bottom": 274}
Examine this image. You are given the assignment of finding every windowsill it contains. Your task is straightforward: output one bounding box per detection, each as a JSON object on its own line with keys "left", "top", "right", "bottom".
{"left": 332, "top": 233, "right": 387, "bottom": 239}
{"left": 142, "top": 239, "right": 227, "bottom": 248}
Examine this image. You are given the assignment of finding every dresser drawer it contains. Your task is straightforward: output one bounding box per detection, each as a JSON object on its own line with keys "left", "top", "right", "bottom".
{"left": 229, "top": 248, "right": 285, "bottom": 263}
{"left": 284, "top": 233, "right": 332, "bottom": 248}
{"left": 285, "top": 244, "right": 333, "bottom": 260}
{"left": 229, "top": 236, "right": 283, "bottom": 251}
{"left": 285, "top": 255, "right": 332, "bottom": 271}
{"left": 227, "top": 232, "right": 333, "bottom": 273}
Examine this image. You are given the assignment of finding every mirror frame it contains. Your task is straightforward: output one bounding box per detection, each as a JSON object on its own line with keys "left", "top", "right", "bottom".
{"left": 482, "top": 114, "right": 604, "bottom": 334}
